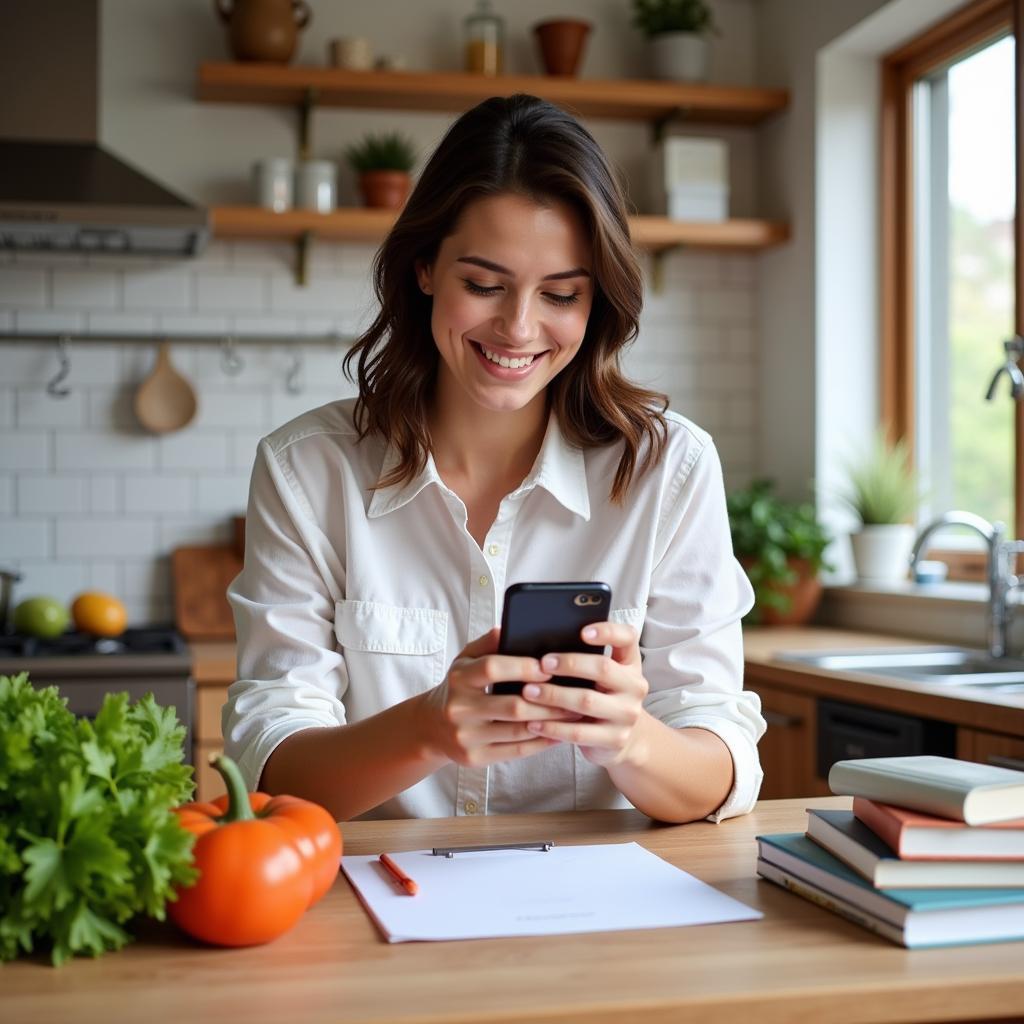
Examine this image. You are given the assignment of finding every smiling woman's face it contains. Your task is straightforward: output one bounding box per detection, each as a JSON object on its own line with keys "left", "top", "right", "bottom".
{"left": 415, "top": 192, "right": 594, "bottom": 417}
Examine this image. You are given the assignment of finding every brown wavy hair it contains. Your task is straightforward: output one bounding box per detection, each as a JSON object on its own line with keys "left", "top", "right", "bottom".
{"left": 343, "top": 94, "right": 668, "bottom": 503}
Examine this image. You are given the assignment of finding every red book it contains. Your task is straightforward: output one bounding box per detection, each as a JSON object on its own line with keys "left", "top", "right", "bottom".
{"left": 853, "top": 797, "right": 1024, "bottom": 860}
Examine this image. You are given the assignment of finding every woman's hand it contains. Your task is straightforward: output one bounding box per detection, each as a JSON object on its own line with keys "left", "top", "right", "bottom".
{"left": 520, "top": 622, "right": 650, "bottom": 767}
{"left": 421, "top": 627, "right": 580, "bottom": 768}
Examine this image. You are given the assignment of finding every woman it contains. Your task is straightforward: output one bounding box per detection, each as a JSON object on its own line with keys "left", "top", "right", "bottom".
{"left": 223, "top": 94, "right": 765, "bottom": 824}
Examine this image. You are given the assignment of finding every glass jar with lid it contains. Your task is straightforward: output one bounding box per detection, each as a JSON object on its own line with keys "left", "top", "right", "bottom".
{"left": 464, "top": 0, "right": 503, "bottom": 76}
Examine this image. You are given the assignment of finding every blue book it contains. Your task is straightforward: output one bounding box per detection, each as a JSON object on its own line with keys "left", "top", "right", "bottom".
{"left": 757, "top": 832, "right": 1024, "bottom": 948}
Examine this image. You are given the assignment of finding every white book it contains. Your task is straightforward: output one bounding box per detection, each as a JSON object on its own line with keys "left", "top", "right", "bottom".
{"left": 828, "top": 755, "right": 1024, "bottom": 825}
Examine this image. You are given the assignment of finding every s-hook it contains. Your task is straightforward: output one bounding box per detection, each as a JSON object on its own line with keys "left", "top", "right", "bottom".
{"left": 220, "top": 335, "right": 245, "bottom": 376}
{"left": 46, "top": 335, "right": 72, "bottom": 398}
{"left": 285, "top": 346, "right": 304, "bottom": 395}
{"left": 985, "top": 335, "right": 1024, "bottom": 401}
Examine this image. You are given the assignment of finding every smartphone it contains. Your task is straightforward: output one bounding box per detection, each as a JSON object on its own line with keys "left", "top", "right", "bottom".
{"left": 491, "top": 581, "right": 613, "bottom": 695}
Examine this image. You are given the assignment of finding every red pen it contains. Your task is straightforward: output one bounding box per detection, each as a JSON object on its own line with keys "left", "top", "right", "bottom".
{"left": 379, "top": 853, "right": 419, "bottom": 896}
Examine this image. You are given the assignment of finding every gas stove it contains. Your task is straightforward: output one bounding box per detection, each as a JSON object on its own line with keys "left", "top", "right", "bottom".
{"left": 0, "top": 624, "right": 194, "bottom": 763}
{"left": 0, "top": 625, "right": 188, "bottom": 661}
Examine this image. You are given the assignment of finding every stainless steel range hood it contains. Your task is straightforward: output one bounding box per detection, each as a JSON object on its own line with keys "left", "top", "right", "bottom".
{"left": 0, "top": 0, "right": 208, "bottom": 257}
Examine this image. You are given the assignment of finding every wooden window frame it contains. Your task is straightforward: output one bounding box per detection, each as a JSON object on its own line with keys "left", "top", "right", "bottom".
{"left": 880, "top": 0, "right": 1022, "bottom": 578}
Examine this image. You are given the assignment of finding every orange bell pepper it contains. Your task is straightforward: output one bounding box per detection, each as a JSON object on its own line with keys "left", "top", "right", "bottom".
{"left": 169, "top": 754, "right": 342, "bottom": 947}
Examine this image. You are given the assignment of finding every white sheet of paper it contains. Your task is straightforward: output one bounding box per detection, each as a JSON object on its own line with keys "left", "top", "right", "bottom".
{"left": 341, "top": 841, "right": 761, "bottom": 943}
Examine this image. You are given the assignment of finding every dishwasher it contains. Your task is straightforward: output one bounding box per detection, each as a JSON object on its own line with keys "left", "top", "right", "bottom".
{"left": 816, "top": 698, "right": 956, "bottom": 779}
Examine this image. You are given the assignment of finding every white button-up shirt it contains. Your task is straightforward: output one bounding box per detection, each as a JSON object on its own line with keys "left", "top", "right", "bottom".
{"left": 223, "top": 398, "right": 765, "bottom": 822}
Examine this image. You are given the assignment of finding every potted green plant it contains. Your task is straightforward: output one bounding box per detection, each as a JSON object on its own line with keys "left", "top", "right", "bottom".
{"left": 728, "top": 479, "right": 831, "bottom": 626}
{"left": 839, "top": 429, "right": 920, "bottom": 583}
{"left": 344, "top": 132, "right": 417, "bottom": 210}
{"left": 631, "top": 0, "right": 717, "bottom": 82}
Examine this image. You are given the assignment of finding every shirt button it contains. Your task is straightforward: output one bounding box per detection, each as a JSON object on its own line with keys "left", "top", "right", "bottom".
{"left": 464, "top": 800, "right": 478, "bottom": 815}
{"left": 488, "top": 544, "right": 499, "bottom": 556}
{"left": 478, "top": 575, "right": 489, "bottom": 586}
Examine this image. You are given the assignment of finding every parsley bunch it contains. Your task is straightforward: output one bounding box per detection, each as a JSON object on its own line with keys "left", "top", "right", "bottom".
{"left": 0, "top": 673, "right": 198, "bottom": 965}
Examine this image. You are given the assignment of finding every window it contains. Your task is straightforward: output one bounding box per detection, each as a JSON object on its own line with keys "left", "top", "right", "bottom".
{"left": 882, "top": 0, "right": 1021, "bottom": 556}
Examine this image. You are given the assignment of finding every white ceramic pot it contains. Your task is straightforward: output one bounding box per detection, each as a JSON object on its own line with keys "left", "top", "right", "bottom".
{"left": 849, "top": 524, "right": 916, "bottom": 583}
{"left": 649, "top": 32, "right": 709, "bottom": 82}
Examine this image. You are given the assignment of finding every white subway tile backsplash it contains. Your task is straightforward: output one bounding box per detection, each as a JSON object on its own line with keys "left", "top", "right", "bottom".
{"left": 15, "top": 310, "right": 86, "bottom": 334}
{"left": 193, "top": 390, "right": 268, "bottom": 428}
{"left": 18, "top": 475, "right": 88, "bottom": 515}
{"left": 123, "top": 266, "right": 192, "bottom": 311}
{"left": 52, "top": 270, "right": 119, "bottom": 310}
{"left": 158, "top": 516, "right": 233, "bottom": 550}
{"left": 16, "top": 389, "right": 87, "bottom": 428}
{"left": 122, "top": 557, "right": 171, "bottom": 600}
{"left": 229, "top": 314, "right": 302, "bottom": 336}
{"left": 157, "top": 431, "right": 229, "bottom": 471}
{"left": 87, "top": 387, "right": 139, "bottom": 431}
{"left": 87, "top": 312, "right": 159, "bottom": 336}
{"left": 0, "top": 431, "right": 50, "bottom": 471}
{"left": 55, "top": 432, "right": 156, "bottom": 471}
{"left": 88, "top": 561, "right": 121, "bottom": 594}
{"left": 124, "top": 474, "right": 194, "bottom": 514}
{"left": 696, "top": 287, "right": 754, "bottom": 324}
{"left": 89, "top": 475, "right": 121, "bottom": 514}
{"left": 196, "top": 273, "right": 268, "bottom": 313}
{"left": 1, "top": 344, "right": 59, "bottom": 384}
{"left": 56, "top": 519, "right": 158, "bottom": 558}
{"left": 0, "top": 268, "right": 47, "bottom": 308}
{"left": 13, "top": 561, "right": 89, "bottom": 605}
{"left": 0, "top": 476, "right": 13, "bottom": 515}
{"left": 0, "top": 520, "right": 50, "bottom": 559}
{"left": 157, "top": 314, "right": 231, "bottom": 337}
{"left": 195, "top": 474, "right": 249, "bottom": 516}
{"left": 229, "top": 241, "right": 294, "bottom": 271}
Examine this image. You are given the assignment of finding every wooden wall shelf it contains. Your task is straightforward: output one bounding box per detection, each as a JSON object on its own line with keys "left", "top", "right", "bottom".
{"left": 197, "top": 63, "right": 789, "bottom": 125}
{"left": 211, "top": 206, "right": 790, "bottom": 255}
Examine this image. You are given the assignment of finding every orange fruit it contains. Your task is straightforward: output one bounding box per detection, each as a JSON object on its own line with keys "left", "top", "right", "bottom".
{"left": 71, "top": 591, "right": 128, "bottom": 637}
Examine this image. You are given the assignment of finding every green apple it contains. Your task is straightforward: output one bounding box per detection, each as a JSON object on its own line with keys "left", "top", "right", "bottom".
{"left": 13, "top": 596, "right": 71, "bottom": 639}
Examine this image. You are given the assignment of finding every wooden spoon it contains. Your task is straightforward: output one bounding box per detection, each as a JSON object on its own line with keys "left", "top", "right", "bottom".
{"left": 133, "top": 343, "right": 198, "bottom": 433}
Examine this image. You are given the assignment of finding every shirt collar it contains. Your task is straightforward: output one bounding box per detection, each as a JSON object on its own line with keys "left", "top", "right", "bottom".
{"left": 366, "top": 412, "right": 591, "bottom": 521}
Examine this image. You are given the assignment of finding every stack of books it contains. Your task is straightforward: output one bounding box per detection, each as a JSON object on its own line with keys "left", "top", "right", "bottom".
{"left": 756, "top": 755, "right": 1024, "bottom": 948}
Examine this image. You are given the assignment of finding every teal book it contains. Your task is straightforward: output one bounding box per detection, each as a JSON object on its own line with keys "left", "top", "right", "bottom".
{"left": 757, "top": 832, "right": 1024, "bottom": 948}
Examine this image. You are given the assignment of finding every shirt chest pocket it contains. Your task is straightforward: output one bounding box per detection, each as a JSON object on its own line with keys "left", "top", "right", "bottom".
{"left": 334, "top": 600, "right": 449, "bottom": 702}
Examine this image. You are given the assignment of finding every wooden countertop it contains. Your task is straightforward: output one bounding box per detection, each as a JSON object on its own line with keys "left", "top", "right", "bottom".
{"left": 744, "top": 626, "right": 1024, "bottom": 737}
{"left": 7, "top": 798, "right": 1024, "bottom": 1024}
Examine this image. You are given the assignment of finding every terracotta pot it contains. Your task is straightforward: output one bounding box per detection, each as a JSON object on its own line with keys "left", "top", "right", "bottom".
{"left": 741, "top": 557, "right": 823, "bottom": 627}
{"left": 214, "top": 0, "right": 311, "bottom": 64}
{"left": 533, "top": 19, "right": 592, "bottom": 77}
{"left": 358, "top": 170, "right": 411, "bottom": 210}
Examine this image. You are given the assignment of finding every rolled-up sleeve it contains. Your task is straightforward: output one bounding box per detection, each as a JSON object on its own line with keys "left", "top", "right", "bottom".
{"left": 641, "top": 438, "right": 766, "bottom": 822}
{"left": 223, "top": 439, "right": 348, "bottom": 791}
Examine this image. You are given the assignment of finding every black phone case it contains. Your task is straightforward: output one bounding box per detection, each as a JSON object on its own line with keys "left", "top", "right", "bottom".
{"left": 492, "top": 582, "right": 612, "bottom": 695}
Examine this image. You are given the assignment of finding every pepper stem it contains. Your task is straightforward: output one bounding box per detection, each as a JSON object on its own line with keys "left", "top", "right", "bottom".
{"left": 211, "top": 754, "right": 255, "bottom": 822}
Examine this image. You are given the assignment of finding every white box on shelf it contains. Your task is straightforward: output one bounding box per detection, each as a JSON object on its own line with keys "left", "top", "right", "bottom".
{"left": 667, "top": 183, "right": 729, "bottom": 222}
{"left": 651, "top": 137, "right": 729, "bottom": 221}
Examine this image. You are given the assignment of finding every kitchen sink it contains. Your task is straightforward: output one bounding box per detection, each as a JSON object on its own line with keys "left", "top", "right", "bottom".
{"left": 775, "top": 647, "right": 1024, "bottom": 689}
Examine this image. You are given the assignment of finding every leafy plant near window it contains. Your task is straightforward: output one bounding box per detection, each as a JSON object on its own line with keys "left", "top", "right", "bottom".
{"left": 344, "top": 132, "right": 417, "bottom": 173}
{"left": 839, "top": 429, "right": 919, "bottom": 525}
{"left": 727, "top": 479, "right": 831, "bottom": 623}
{"left": 630, "top": 0, "right": 717, "bottom": 37}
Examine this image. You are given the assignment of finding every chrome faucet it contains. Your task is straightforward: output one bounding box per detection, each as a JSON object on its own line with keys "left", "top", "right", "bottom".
{"left": 909, "top": 511, "right": 1024, "bottom": 659}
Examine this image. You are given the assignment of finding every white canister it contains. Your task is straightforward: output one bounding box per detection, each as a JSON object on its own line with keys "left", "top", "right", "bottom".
{"left": 328, "top": 36, "right": 373, "bottom": 70}
{"left": 295, "top": 160, "right": 337, "bottom": 213}
{"left": 252, "top": 157, "right": 294, "bottom": 212}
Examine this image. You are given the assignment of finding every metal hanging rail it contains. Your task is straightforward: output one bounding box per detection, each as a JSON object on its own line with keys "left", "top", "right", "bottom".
{"left": 0, "top": 332, "right": 354, "bottom": 347}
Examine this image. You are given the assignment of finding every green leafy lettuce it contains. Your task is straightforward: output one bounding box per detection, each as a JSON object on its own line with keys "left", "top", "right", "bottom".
{"left": 0, "top": 673, "right": 197, "bottom": 965}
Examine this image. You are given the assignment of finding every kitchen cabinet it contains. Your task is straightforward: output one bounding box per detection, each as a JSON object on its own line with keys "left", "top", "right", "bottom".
{"left": 748, "top": 676, "right": 831, "bottom": 799}
{"left": 196, "top": 62, "right": 791, "bottom": 278}
{"left": 957, "top": 727, "right": 1024, "bottom": 773}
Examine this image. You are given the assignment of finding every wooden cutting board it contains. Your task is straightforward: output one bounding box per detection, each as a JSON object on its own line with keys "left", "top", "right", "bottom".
{"left": 171, "top": 545, "right": 242, "bottom": 641}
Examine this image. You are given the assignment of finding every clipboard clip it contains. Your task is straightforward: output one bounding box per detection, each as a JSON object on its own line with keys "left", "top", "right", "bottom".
{"left": 431, "top": 841, "right": 555, "bottom": 858}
